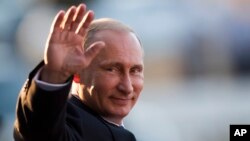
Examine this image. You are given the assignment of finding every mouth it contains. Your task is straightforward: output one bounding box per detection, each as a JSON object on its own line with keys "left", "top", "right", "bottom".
{"left": 109, "top": 97, "right": 131, "bottom": 106}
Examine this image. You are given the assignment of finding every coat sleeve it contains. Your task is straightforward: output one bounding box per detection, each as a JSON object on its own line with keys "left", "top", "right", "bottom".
{"left": 13, "top": 61, "right": 74, "bottom": 141}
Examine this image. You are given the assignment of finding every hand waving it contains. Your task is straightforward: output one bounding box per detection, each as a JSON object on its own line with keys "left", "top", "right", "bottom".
{"left": 41, "top": 4, "right": 105, "bottom": 84}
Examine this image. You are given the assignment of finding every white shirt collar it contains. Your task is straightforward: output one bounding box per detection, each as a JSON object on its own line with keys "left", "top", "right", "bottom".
{"left": 102, "top": 117, "right": 125, "bottom": 127}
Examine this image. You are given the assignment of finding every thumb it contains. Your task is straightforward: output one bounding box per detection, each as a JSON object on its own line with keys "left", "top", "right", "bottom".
{"left": 84, "top": 41, "right": 105, "bottom": 63}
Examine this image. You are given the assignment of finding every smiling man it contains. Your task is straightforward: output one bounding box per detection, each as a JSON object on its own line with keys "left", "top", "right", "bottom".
{"left": 13, "top": 3, "right": 144, "bottom": 141}
{"left": 79, "top": 26, "right": 144, "bottom": 125}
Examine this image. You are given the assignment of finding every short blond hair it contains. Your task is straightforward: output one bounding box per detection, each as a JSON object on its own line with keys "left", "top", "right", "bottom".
{"left": 84, "top": 18, "right": 141, "bottom": 49}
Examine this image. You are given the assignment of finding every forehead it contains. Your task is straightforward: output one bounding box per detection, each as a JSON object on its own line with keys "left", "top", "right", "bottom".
{"left": 93, "top": 30, "right": 143, "bottom": 65}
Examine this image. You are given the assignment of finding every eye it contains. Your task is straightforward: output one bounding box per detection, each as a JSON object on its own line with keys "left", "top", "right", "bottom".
{"left": 106, "top": 67, "right": 118, "bottom": 72}
{"left": 130, "top": 67, "right": 143, "bottom": 74}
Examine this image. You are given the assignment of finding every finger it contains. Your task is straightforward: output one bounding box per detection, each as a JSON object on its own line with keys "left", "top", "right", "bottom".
{"left": 50, "top": 10, "right": 65, "bottom": 33}
{"left": 61, "top": 6, "right": 77, "bottom": 30}
{"left": 76, "top": 10, "right": 94, "bottom": 36}
{"left": 84, "top": 41, "right": 105, "bottom": 65}
{"left": 74, "top": 4, "right": 86, "bottom": 23}
{"left": 71, "top": 4, "right": 86, "bottom": 31}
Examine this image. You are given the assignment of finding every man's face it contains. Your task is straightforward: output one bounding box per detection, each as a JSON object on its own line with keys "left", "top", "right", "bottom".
{"left": 81, "top": 30, "right": 144, "bottom": 122}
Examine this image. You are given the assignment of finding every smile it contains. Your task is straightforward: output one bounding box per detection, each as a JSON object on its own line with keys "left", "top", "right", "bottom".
{"left": 110, "top": 97, "right": 131, "bottom": 105}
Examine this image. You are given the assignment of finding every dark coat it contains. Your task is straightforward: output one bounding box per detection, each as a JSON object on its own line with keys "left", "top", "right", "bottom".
{"left": 13, "top": 62, "right": 136, "bottom": 141}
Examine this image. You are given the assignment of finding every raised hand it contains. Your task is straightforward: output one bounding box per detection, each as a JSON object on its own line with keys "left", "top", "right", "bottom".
{"left": 41, "top": 4, "right": 105, "bottom": 84}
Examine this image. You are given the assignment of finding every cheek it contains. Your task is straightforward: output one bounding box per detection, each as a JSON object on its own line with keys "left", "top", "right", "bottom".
{"left": 134, "top": 77, "right": 144, "bottom": 94}
{"left": 92, "top": 74, "right": 118, "bottom": 94}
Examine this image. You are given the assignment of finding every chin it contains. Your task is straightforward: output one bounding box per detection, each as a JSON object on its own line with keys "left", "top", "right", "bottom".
{"left": 110, "top": 106, "right": 131, "bottom": 118}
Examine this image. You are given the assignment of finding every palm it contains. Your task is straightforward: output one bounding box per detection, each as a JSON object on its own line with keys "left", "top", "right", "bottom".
{"left": 46, "top": 30, "right": 84, "bottom": 74}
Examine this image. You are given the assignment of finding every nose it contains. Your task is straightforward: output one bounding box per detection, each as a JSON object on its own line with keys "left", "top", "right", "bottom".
{"left": 118, "top": 74, "right": 133, "bottom": 95}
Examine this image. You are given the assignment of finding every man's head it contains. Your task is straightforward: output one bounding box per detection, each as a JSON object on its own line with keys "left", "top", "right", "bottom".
{"left": 76, "top": 18, "right": 144, "bottom": 124}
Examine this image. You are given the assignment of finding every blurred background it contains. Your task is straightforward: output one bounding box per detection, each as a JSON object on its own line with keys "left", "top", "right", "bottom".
{"left": 1, "top": 0, "right": 250, "bottom": 141}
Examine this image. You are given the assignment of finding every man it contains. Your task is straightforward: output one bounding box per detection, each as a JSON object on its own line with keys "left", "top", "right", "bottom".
{"left": 13, "top": 3, "right": 144, "bottom": 141}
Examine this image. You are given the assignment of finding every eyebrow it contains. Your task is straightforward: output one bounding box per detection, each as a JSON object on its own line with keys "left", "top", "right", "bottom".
{"left": 99, "top": 61, "right": 143, "bottom": 68}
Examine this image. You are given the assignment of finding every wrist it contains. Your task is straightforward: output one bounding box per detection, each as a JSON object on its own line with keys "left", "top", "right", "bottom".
{"left": 40, "top": 66, "right": 71, "bottom": 84}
